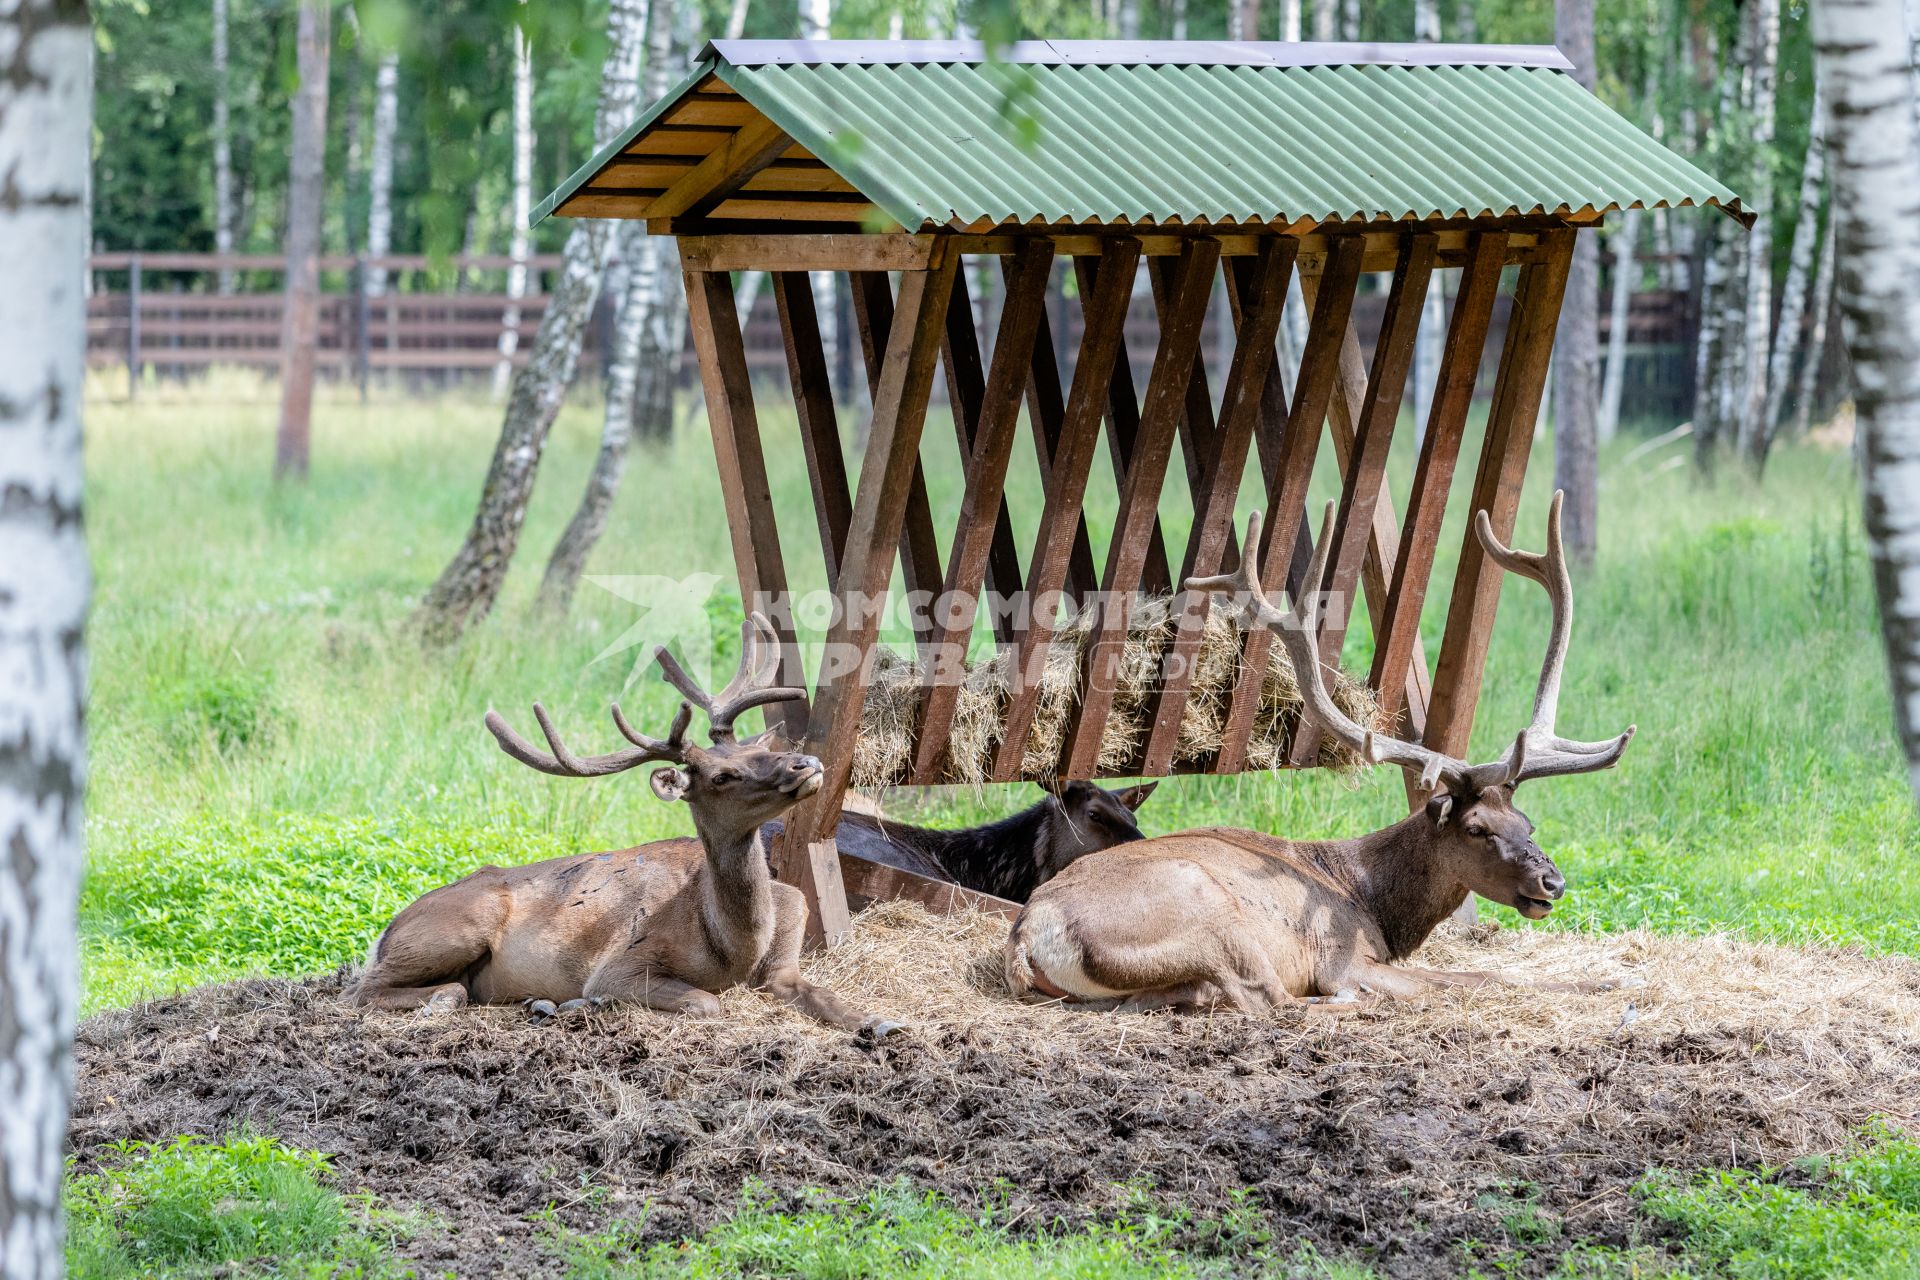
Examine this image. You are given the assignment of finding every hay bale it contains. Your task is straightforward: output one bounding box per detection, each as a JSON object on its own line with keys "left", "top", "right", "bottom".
{"left": 851, "top": 595, "right": 1385, "bottom": 787}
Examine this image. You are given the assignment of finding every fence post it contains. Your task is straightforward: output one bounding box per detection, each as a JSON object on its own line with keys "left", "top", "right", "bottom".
{"left": 126, "top": 253, "right": 141, "bottom": 400}
{"left": 353, "top": 253, "right": 371, "bottom": 401}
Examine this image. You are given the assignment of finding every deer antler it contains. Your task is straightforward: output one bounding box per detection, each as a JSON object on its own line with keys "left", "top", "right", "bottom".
{"left": 1471, "top": 491, "right": 1636, "bottom": 784}
{"left": 1190, "top": 497, "right": 1633, "bottom": 795}
{"left": 650, "top": 612, "right": 805, "bottom": 743}
{"left": 484, "top": 699, "right": 692, "bottom": 778}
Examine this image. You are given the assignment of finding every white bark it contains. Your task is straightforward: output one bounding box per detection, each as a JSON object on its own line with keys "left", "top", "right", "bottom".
{"left": 1736, "top": 0, "right": 1782, "bottom": 460}
{"left": 493, "top": 15, "right": 534, "bottom": 401}
{"left": 1172, "top": 0, "right": 1190, "bottom": 42}
{"left": 1411, "top": 0, "right": 1443, "bottom": 439}
{"left": 1816, "top": 0, "right": 1920, "bottom": 801}
{"left": 1311, "top": 0, "right": 1334, "bottom": 41}
{"left": 1552, "top": 0, "right": 1599, "bottom": 566}
{"left": 212, "top": 0, "right": 235, "bottom": 294}
{"left": 365, "top": 53, "right": 398, "bottom": 296}
{"left": 1341, "top": 0, "right": 1359, "bottom": 40}
{"left": 1413, "top": 0, "right": 1440, "bottom": 42}
{"left": 802, "top": 0, "right": 836, "bottom": 377}
{"left": 415, "top": 0, "right": 649, "bottom": 641}
{"left": 0, "top": 5, "right": 91, "bottom": 1275}
{"left": 1791, "top": 215, "right": 1838, "bottom": 439}
{"left": 275, "top": 0, "right": 329, "bottom": 481}
{"left": 726, "top": 0, "right": 751, "bottom": 39}
{"left": 1761, "top": 80, "right": 1826, "bottom": 457}
{"left": 1280, "top": 0, "right": 1300, "bottom": 41}
{"left": 1598, "top": 207, "right": 1640, "bottom": 442}
{"left": 1119, "top": 0, "right": 1142, "bottom": 39}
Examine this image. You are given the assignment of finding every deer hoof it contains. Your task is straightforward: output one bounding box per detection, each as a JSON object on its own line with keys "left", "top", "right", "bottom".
{"left": 555, "top": 998, "right": 599, "bottom": 1016}
{"left": 860, "top": 1018, "right": 906, "bottom": 1041}
{"left": 525, "top": 998, "right": 558, "bottom": 1023}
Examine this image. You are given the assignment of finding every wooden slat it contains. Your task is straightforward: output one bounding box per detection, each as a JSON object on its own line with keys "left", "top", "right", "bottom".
{"left": 1422, "top": 228, "right": 1576, "bottom": 764}
{"left": 838, "top": 850, "right": 1021, "bottom": 919}
{"left": 621, "top": 127, "right": 732, "bottom": 156}
{"left": 772, "top": 271, "right": 852, "bottom": 587}
{"left": 990, "top": 238, "right": 1143, "bottom": 782}
{"left": 1073, "top": 256, "right": 1175, "bottom": 598}
{"left": 643, "top": 118, "right": 792, "bottom": 220}
{"left": 704, "top": 197, "right": 889, "bottom": 224}
{"left": 662, "top": 96, "right": 760, "bottom": 127}
{"left": 1018, "top": 260, "right": 1100, "bottom": 603}
{"left": 1148, "top": 256, "right": 1223, "bottom": 524}
{"left": 911, "top": 242, "right": 1056, "bottom": 783}
{"left": 939, "top": 263, "right": 1025, "bottom": 647}
{"left": 1138, "top": 238, "right": 1297, "bottom": 775}
{"left": 1213, "top": 234, "right": 1367, "bottom": 774}
{"left": 1285, "top": 233, "right": 1436, "bottom": 767}
{"left": 781, "top": 256, "right": 961, "bottom": 943}
{"left": 851, "top": 271, "right": 943, "bottom": 655}
{"left": 1061, "top": 238, "right": 1221, "bottom": 778}
{"left": 1370, "top": 229, "right": 1510, "bottom": 732}
{"left": 679, "top": 266, "right": 808, "bottom": 742}
{"left": 678, "top": 233, "right": 938, "bottom": 273}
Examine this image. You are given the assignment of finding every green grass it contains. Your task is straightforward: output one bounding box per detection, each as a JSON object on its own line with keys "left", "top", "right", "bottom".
{"left": 550, "top": 1184, "right": 1371, "bottom": 1279}
{"left": 66, "top": 1132, "right": 412, "bottom": 1278}
{"left": 78, "top": 374, "right": 1917, "bottom": 1011}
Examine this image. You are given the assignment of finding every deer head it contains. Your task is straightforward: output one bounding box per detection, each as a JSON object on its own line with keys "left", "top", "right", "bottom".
{"left": 1033, "top": 779, "right": 1158, "bottom": 881}
{"left": 485, "top": 614, "right": 822, "bottom": 847}
{"left": 1190, "top": 494, "right": 1634, "bottom": 920}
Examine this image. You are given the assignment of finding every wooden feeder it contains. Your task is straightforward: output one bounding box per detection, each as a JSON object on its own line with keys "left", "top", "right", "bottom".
{"left": 535, "top": 39, "right": 1744, "bottom": 942}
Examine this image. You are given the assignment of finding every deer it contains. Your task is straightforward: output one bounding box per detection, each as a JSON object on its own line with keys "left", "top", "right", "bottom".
{"left": 1005, "top": 493, "right": 1637, "bottom": 1012}
{"left": 352, "top": 614, "right": 900, "bottom": 1037}
{"left": 763, "top": 779, "right": 1158, "bottom": 903}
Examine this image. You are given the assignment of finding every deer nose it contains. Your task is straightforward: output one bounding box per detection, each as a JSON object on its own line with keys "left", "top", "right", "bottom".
{"left": 1541, "top": 869, "right": 1566, "bottom": 899}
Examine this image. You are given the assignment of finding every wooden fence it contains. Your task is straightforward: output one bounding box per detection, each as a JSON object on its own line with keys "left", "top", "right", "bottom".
{"left": 88, "top": 251, "right": 1697, "bottom": 418}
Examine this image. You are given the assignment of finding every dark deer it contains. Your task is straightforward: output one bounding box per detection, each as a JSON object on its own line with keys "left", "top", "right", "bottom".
{"left": 1006, "top": 494, "right": 1636, "bottom": 1011}
{"left": 353, "top": 615, "right": 899, "bottom": 1036}
{"left": 762, "top": 780, "right": 1158, "bottom": 903}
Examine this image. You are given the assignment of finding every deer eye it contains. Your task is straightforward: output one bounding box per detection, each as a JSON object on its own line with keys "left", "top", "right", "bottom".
{"left": 710, "top": 772, "right": 736, "bottom": 787}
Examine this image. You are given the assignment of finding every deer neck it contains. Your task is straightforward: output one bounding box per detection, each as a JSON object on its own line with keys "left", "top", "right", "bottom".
{"left": 1323, "top": 811, "right": 1471, "bottom": 962}
{"left": 690, "top": 818, "right": 776, "bottom": 952}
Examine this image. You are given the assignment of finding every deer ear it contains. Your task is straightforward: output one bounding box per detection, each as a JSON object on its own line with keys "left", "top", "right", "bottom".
{"left": 1114, "top": 781, "right": 1159, "bottom": 811}
{"left": 1426, "top": 793, "right": 1455, "bottom": 827}
{"left": 650, "top": 767, "right": 691, "bottom": 803}
{"left": 1035, "top": 778, "right": 1069, "bottom": 801}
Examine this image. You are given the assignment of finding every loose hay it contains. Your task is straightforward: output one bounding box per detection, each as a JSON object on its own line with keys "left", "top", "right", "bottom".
{"left": 71, "top": 907, "right": 1920, "bottom": 1278}
{"left": 853, "top": 597, "right": 1385, "bottom": 785}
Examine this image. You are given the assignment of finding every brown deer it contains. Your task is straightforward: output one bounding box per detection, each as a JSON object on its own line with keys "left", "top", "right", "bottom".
{"left": 763, "top": 779, "right": 1158, "bottom": 903}
{"left": 352, "top": 615, "right": 899, "bottom": 1037}
{"left": 1005, "top": 494, "right": 1636, "bottom": 1012}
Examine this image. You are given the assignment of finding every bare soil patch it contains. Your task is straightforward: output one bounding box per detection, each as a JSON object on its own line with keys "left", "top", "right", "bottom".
{"left": 71, "top": 906, "right": 1920, "bottom": 1277}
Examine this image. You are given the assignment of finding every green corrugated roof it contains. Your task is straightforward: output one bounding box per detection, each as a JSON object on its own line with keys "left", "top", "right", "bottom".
{"left": 536, "top": 41, "right": 1744, "bottom": 230}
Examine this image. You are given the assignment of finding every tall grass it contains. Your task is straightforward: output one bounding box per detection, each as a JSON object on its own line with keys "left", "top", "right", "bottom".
{"left": 79, "top": 372, "right": 1916, "bottom": 1010}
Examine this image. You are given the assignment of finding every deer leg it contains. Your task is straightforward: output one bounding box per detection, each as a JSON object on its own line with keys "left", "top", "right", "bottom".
{"left": 1338, "top": 960, "right": 1617, "bottom": 998}
{"left": 355, "top": 980, "right": 470, "bottom": 1012}
{"left": 582, "top": 963, "right": 724, "bottom": 1017}
{"left": 756, "top": 885, "right": 903, "bottom": 1037}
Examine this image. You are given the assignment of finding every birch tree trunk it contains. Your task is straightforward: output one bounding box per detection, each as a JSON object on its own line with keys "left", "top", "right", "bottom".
{"left": 0, "top": 3, "right": 91, "bottom": 1274}
{"left": 1172, "top": 0, "right": 1189, "bottom": 41}
{"left": 1599, "top": 207, "right": 1641, "bottom": 442}
{"left": 413, "top": 0, "right": 649, "bottom": 644}
{"left": 1411, "top": 0, "right": 1445, "bottom": 440}
{"left": 1791, "top": 217, "right": 1838, "bottom": 439}
{"left": 1279, "top": 0, "right": 1300, "bottom": 41}
{"left": 1552, "top": 0, "right": 1600, "bottom": 568}
{"left": 1412, "top": 0, "right": 1440, "bottom": 41}
{"left": 801, "top": 0, "right": 836, "bottom": 378}
{"left": 1341, "top": 0, "right": 1359, "bottom": 41}
{"left": 212, "top": 0, "right": 235, "bottom": 294}
{"left": 1758, "top": 80, "right": 1826, "bottom": 468}
{"left": 1310, "top": 0, "right": 1333, "bottom": 40}
{"left": 1692, "top": 13, "right": 1750, "bottom": 472}
{"left": 493, "top": 15, "right": 534, "bottom": 401}
{"left": 274, "top": 0, "right": 330, "bottom": 483}
{"left": 1817, "top": 0, "right": 1920, "bottom": 803}
{"left": 1119, "top": 0, "right": 1142, "bottom": 38}
{"left": 365, "top": 53, "right": 398, "bottom": 297}
{"left": 1735, "top": 0, "right": 1782, "bottom": 462}
{"left": 539, "top": 0, "right": 686, "bottom": 612}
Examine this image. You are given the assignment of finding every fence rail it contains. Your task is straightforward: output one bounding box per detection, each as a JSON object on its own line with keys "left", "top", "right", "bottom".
{"left": 89, "top": 251, "right": 1696, "bottom": 417}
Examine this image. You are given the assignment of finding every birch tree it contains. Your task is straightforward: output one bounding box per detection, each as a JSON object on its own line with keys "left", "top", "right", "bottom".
{"left": 541, "top": 0, "right": 686, "bottom": 613}
{"left": 1759, "top": 80, "right": 1827, "bottom": 468}
{"left": 1692, "top": 13, "right": 1751, "bottom": 472}
{"left": 1598, "top": 207, "right": 1640, "bottom": 442}
{"left": 801, "top": 0, "right": 836, "bottom": 378}
{"left": 414, "top": 0, "right": 649, "bottom": 644}
{"left": 212, "top": 0, "right": 235, "bottom": 294}
{"left": 1791, "top": 217, "right": 1838, "bottom": 439}
{"left": 1311, "top": 0, "right": 1333, "bottom": 40}
{"left": 0, "top": 3, "right": 91, "bottom": 1273}
{"left": 274, "top": 0, "right": 330, "bottom": 482}
{"left": 1411, "top": 0, "right": 1446, "bottom": 439}
{"left": 493, "top": 14, "right": 534, "bottom": 401}
{"left": 365, "top": 52, "right": 399, "bottom": 297}
{"left": 1816, "top": 0, "right": 1920, "bottom": 803}
{"left": 1551, "top": 0, "right": 1600, "bottom": 567}
{"left": 1735, "top": 0, "right": 1782, "bottom": 463}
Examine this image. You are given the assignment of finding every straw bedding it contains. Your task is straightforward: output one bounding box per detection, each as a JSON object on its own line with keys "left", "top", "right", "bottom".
{"left": 70, "top": 906, "right": 1920, "bottom": 1277}
{"left": 853, "top": 596, "right": 1386, "bottom": 786}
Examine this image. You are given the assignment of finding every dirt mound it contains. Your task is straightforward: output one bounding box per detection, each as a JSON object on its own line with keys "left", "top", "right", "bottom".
{"left": 71, "top": 906, "right": 1920, "bottom": 1277}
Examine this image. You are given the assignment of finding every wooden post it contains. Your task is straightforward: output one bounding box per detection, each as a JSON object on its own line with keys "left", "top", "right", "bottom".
{"left": 782, "top": 249, "right": 960, "bottom": 944}
{"left": 681, "top": 265, "right": 809, "bottom": 742}
{"left": 125, "top": 254, "right": 141, "bottom": 400}
{"left": 1423, "top": 229, "right": 1577, "bottom": 763}
{"left": 772, "top": 271, "right": 852, "bottom": 586}
{"left": 940, "top": 263, "right": 1026, "bottom": 645}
